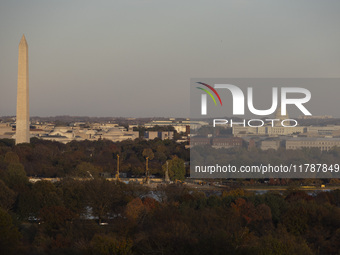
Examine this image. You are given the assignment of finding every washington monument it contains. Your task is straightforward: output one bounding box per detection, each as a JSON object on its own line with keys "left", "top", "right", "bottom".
{"left": 16, "top": 35, "right": 30, "bottom": 144}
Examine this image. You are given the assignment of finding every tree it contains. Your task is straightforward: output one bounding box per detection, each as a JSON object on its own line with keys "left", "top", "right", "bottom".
{"left": 125, "top": 197, "right": 145, "bottom": 222}
{"left": 142, "top": 148, "right": 154, "bottom": 160}
{"left": 163, "top": 156, "right": 185, "bottom": 181}
{"left": 32, "top": 181, "right": 63, "bottom": 214}
{"left": 73, "top": 162, "right": 102, "bottom": 178}
{"left": 61, "top": 178, "right": 86, "bottom": 215}
{"left": 91, "top": 234, "right": 133, "bottom": 255}
{"left": 39, "top": 205, "right": 75, "bottom": 233}
{"left": 4, "top": 151, "right": 20, "bottom": 164}
{"left": 86, "top": 179, "right": 123, "bottom": 223}
{"left": 255, "top": 226, "right": 313, "bottom": 255}
{"left": 0, "top": 180, "right": 16, "bottom": 211}
{"left": 0, "top": 208, "right": 21, "bottom": 255}
{"left": 1, "top": 163, "right": 28, "bottom": 190}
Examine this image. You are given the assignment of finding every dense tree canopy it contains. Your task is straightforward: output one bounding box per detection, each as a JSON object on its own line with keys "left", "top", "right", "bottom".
{"left": 0, "top": 138, "right": 339, "bottom": 254}
{"left": 0, "top": 138, "right": 189, "bottom": 178}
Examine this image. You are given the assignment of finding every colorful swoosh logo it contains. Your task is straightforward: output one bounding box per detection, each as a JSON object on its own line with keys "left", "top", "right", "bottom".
{"left": 196, "top": 82, "right": 223, "bottom": 106}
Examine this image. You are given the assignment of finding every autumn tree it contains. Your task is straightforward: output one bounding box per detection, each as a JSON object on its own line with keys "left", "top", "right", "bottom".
{"left": 39, "top": 205, "right": 75, "bottom": 234}
{"left": 125, "top": 197, "right": 145, "bottom": 222}
{"left": 85, "top": 179, "right": 124, "bottom": 224}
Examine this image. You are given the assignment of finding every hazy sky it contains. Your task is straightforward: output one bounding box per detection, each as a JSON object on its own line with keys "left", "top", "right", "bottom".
{"left": 1, "top": 0, "right": 339, "bottom": 117}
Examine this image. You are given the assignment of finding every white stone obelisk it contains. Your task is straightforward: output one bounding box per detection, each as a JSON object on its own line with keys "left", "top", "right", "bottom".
{"left": 16, "top": 35, "right": 30, "bottom": 144}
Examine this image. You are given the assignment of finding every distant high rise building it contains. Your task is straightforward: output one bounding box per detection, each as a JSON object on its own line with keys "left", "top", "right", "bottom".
{"left": 16, "top": 35, "right": 30, "bottom": 144}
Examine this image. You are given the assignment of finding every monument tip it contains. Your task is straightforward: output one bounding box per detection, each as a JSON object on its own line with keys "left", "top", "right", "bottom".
{"left": 19, "top": 34, "right": 27, "bottom": 45}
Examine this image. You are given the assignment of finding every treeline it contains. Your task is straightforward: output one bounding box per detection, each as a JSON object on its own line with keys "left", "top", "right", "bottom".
{"left": 0, "top": 138, "right": 189, "bottom": 178}
{"left": 0, "top": 172, "right": 339, "bottom": 254}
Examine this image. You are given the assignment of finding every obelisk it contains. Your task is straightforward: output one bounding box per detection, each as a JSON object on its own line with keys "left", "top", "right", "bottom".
{"left": 16, "top": 35, "right": 30, "bottom": 144}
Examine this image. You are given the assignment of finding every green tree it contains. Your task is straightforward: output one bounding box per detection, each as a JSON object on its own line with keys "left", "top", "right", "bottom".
{"left": 142, "top": 148, "right": 154, "bottom": 160}
{"left": 0, "top": 180, "right": 16, "bottom": 211}
{"left": 163, "top": 156, "right": 186, "bottom": 181}
{"left": 91, "top": 234, "right": 133, "bottom": 255}
{"left": 73, "top": 162, "right": 102, "bottom": 178}
{"left": 4, "top": 151, "right": 20, "bottom": 164}
{"left": 0, "top": 208, "right": 21, "bottom": 254}
{"left": 61, "top": 178, "right": 86, "bottom": 215}
{"left": 1, "top": 163, "right": 28, "bottom": 190}
{"left": 32, "top": 181, "right": 63, "bottom": 213}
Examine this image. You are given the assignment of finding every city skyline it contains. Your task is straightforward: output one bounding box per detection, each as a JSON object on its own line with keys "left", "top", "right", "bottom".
{"left": 1, "top": 0, "right": 340, "bottom": 118}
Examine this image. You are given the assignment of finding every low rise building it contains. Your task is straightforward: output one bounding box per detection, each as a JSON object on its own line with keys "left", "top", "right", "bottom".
{"left": 233, "top": 126, "right": 305, "bottom": 137}
{"left": 0, "top": 123, "right": 14, "bottom": 139}
{"left": 39, "top": 126, "right": 138, "bottom": 143}
{"left": 190, "top": 137, "right": 211, "bottom": 147}
{"left": 261, "top": 140, "right": 280, "bottom": 150}
{"left": 190, "top": 136, "right": 243, "bottom": 149}
{"left": 144, "top": 119, "right": 208, "bottom": 133}
{"left": 286, "top": 137, "right": 340, "bottom": 151}
{"left": 211, "top": 137, "right": 243, "bottom": 149}
{"left": 144, "top": 131, "right": 174, "bottom": 140}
